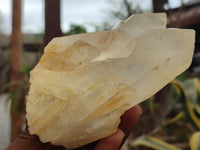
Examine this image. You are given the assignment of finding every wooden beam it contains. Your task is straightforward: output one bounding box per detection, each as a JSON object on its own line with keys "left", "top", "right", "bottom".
{"left": 167, "top": 5, "right": 200, "bottom": 28}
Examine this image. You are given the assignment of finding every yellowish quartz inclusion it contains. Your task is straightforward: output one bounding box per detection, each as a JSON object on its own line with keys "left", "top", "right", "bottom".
{"left": 26, "top": 13, "right": 195, "bottom": 149}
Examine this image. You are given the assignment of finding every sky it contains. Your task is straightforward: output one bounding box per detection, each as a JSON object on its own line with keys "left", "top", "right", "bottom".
{"left": 0, "top": 0, "right": 189, "bottom": 35}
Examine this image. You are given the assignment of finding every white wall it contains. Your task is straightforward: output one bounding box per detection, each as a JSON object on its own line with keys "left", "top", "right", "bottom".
{"left": 0, "top": 94, "right": 10, "bottom": 149}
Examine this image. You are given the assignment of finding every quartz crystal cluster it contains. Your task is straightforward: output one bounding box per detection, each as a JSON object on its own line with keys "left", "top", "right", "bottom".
{"left": 26, "top": 13, "right": 195, "bottom": 149}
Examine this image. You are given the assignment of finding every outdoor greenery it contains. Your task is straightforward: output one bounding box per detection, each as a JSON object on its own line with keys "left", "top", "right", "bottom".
{"left": 64, "top": 24, "right": 87, "bottom": 36}
{"left": 130, "top": 75, "right": 200, "bottom": 149}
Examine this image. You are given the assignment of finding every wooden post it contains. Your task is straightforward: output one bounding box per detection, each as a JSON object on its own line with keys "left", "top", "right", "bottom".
{"left": 10, "top": 0, "right": 23, "bottom": 142}
{"left": 44, "top": 0, "right": 62, "bottom": 46}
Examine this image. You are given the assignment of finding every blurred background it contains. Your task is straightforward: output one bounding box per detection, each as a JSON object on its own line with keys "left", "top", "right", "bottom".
{"left": 0, "top": 0, "right": 200, "bottom": 149}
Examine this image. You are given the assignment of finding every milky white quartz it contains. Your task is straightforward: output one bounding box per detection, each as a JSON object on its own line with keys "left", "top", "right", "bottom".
{"left": 26, "top": 13, "right": 195, "bottom": 149}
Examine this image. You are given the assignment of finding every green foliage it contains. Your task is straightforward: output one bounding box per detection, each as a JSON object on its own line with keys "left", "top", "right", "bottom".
{"left": 131, "top": 135, "right": 181, "bottom": 150}
{"left": 131, "top": 78, "right": 200, "bottom": 150}
{"left": 64, "top": 24, "right": 87, "bottom": 36}
{"left": 189, "top": 132, "right": 200, "bottom": 150}
{"left": 1, "top": 65, "right": 31, "bottom": 114}
{"left": 175, "top": 71, "right": 188, "bottom": 82}
{"left": 1, "top": 80, "right": 29, "bottom": 114}
{"left": 22, "top": 65, "right": 31, "bottom": 75}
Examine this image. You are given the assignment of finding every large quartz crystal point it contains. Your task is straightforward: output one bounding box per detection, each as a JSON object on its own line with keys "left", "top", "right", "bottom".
{"left": 26, "top": 13, "right": 195, "bottom": 149}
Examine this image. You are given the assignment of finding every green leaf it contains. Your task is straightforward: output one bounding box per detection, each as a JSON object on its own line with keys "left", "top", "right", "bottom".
{"left": 176, "top": 71, "right": 188, "bottom": 81}
{"left": 186, "top": 97, "right": 200, "bottom": 129}
{"left": 149, "top": 96, "right": 163, "bottom": 126}
{"left": 22, "top": 65, "right": 31, "bottom": 75}
{"left": 183, "top": 78, "right": 200, "bottom": 114}
{"left": 189, "top": 132, "right": 200, "bottom": 150}
{"left": 131, "top": 135, "right": 181, "bottom": 150}
{"left": 167, "top": 111, "right": 185, "bottom": 125}
{"left": 64, "top": 24, "right": 87, "bottom": 36}
{"left": 193, "top": 78, "right": 200, "bottom": 113}
{"left": 171, "top": 80, "right": 200, "bottom": 129}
